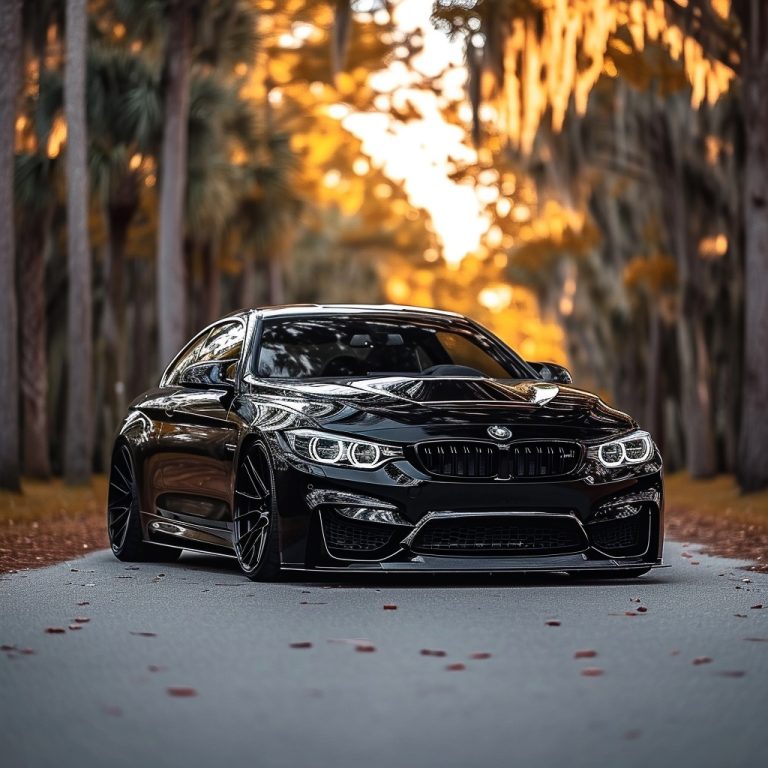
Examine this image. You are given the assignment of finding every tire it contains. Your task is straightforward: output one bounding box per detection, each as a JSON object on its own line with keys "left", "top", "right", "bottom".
{"left": 107, "top": 442, "right": 182, "bottom": 563}
{"left": 232, "top": 442, "right": 281, "bottom": 581}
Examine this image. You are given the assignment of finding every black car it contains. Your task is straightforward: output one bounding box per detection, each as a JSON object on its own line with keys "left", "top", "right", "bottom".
{"left": 107, "top": 304, "right": 664, "bottom": 580}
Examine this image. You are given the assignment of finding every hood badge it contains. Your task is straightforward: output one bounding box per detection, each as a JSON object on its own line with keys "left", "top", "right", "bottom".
{"left": 487, "top": 425, "right": 513, "bottom": 441}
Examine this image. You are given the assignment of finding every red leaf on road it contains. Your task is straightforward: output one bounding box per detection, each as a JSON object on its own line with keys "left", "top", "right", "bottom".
{"left": 383, "top": 604, "right": 397, "bottom": 610}
{"left": 750, "top": 604, "right": 763, "bottom": 610}
{"left": 680, "top": 551, "right": 693, "bottom": 559}
{"left": 19, "top": 648, "right": 35, "bottom": 655}
{"left": 470, "top": 652, "right": 492, "bottom": 660}
{"left": 420, "top": 649, "right": 447, "bottom": 657}
{"left": 580, "top": 667, "right": 604, "bottom": 677}
{"left": 68, "top": 625, "right": 83, "bottom": 631}
{"left": 636, "top": 606, "right": 648, "bottom": 613}
{"left": 355, "top": 644, "right": 376, "bottom": 653}
{"left": 1, "top": 644, "right": 15, "bottom": 651}
{"left": 289, "top": 642, "right": 313, "bottom": 649}
{"left": 574, "top": 650, "right": 597, "bottom": 659}
{"left": 446, "top": 663, "right": 466, "bottom": 671}
{"left": 130, "top": 631, "right": 157, "bottom": 637}
{"left": 73, "top": 617, "right": 90, "bottom": 623}
{"left": 545, "top": 619, "right": 561, "bottom": 627}
{"left": 45, "top": 628, "right": 66, "bottom": 634}
{"left": 744, "top": 637, "right": 768, "bottom": 642}
{"left": 167, "top": 687, "right": 197, "bottom": 698}
{"left": 692, "top": 656, "right": 713, "bottom": 665}
{"left": 624, "top": 611, "right": 638, "bottom": 616}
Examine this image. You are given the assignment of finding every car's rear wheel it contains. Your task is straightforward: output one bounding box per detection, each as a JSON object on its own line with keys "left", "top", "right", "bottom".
{"left": 108, "top": 442, "right": 181, "bottom": 563}
{"left": 233, "top": 443, "right": 281, "bottom": 581}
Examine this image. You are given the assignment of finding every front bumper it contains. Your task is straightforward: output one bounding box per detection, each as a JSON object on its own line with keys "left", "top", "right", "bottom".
{"left": 268, "top": 438, "right": 664, "bottom": 573}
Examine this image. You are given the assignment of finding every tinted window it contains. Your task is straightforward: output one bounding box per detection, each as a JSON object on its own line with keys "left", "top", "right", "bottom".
{"left": 196, "top": 322, "right": 244, "bottom": 364}
{"left": 256, "top": 316, "right": 529, "bottom": 379}
{"left": 164, "top": 330, "right": 209, "bottom": 385}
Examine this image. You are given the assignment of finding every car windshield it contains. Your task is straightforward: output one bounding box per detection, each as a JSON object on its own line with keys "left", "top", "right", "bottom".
{"left": 255, "top": 315, "right": 532, "bottom": 379}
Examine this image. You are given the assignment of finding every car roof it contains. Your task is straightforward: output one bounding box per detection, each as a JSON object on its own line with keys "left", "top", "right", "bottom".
{"left": 226, "top": 304, "right": 465, "bottom": 321}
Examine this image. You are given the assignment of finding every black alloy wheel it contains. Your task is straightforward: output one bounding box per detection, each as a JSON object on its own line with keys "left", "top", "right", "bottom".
{"left": 233, "top": 443, "right": 281, "bottom": 580}
{"left": 107, "top": 442, "right": 181, "bottom": 562}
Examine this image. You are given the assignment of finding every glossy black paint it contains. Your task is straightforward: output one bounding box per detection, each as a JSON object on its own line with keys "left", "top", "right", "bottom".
{"left": 112, "top": 305, "right": 664, "bottom": 576}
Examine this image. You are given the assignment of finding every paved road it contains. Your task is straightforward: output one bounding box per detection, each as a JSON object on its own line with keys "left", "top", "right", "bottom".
{"left": 1, "top": 541, "right": 767, "bottom": 768}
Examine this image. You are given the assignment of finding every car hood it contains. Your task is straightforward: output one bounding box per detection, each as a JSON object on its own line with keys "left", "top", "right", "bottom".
{"left": 247, "top": 377, "right": 635, "bottom": 442}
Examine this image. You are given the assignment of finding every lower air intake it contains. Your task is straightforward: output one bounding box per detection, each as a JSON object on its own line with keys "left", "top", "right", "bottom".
{"left": 322, "top": 512, "right": 396, "bottom": 554}
{"left": 410, "top": 514, "right": 587, "bottom": 556}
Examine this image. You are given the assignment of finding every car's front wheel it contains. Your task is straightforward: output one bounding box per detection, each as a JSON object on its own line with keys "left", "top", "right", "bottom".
{"left": 107, "top": 442, "right": 181, "bottom": 563}
{"left": 232, "top": 443, "right": 281, "bottom": 581}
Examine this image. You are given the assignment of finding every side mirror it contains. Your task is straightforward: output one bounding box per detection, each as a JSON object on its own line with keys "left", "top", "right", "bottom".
{"left": 179, "top": 360, "right": 237, "bottom": 390}
{"left": 527, "top": 361, "right": 573, "bottom": 385}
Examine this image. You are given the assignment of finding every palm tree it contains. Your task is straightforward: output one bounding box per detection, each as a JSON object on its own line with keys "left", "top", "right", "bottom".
{"left": 64, "top": 0, "right": 92, "bottom": 485}
{"left": 0, "top": 0, "right": 23, "bottom": 491}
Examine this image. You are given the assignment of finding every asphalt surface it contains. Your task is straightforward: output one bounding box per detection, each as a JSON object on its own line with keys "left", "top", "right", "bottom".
{"left": 1, "top": 541, "right": 767, "bottom": 768}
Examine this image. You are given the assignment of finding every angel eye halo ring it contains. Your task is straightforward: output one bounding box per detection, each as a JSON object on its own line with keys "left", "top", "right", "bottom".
{"left": 285, "top": 429, "right": 400, "bottom": 469}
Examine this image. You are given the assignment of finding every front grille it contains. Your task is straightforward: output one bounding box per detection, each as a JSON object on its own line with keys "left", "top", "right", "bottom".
{"left": 410, "top": 514, "right": 587, "bottom": 556}
{"left": 587, "top": 509, "right": 649, "bottom": 556}
{"left": 322, "top": 512, "right": 395, "bottom": 553}
{"left": 416, "top": 441, "right": 581, "bottom": 480}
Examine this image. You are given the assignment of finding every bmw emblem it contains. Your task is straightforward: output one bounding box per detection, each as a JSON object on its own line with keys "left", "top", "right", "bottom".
{"left": 487, "top": 425, "right": 512, "bottom": 441}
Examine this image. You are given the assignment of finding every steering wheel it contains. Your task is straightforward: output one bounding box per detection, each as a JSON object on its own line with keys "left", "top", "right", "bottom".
{"left": 420, "top": 364, "right": 486, "bottom": 377}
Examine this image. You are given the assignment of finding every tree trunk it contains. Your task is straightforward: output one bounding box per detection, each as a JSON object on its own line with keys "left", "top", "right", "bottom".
{"left": 644, "top": 305, "right": 663, "bottom": 444}
{"left": 0, "top": 0, "right": 22, "bottom": 490}
{"left": 268, "top": 254, "right": 285, "bottom": 305}
{"left": 203, "top": 239, "right": 220, "bottom": 322}
{"left": 738, "top": 30, "right": 768, "bottom": 490}
{"left": 19, "top": 214, "right": 53, "bottom": 478}
{"left": 157, "top": 0, "right": 192, "bottom": 369}
{"left": 64, "top": 0, "right": 92, "bottom": 485}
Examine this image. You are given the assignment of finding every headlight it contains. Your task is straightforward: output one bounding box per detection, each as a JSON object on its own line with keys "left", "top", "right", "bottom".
{"left": 285, "top": 429, "right": 402, "bottom": 469}
{"left": 593, "top": 430, "right": 653, "bottom": 468}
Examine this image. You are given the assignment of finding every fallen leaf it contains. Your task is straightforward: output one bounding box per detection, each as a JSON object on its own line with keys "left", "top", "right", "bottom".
{"left": 130, "top": 631, "right": 157, "bottom": 637}
{"left": 68, "top": 625, "right": 83, "bottom": 631}
{"left": 717, "top": 670, "right": 746, "bottom": 678}
{"left": 383, "top": 604, "right": 398, "bottom": 610}
{"left": 0, "top": 644, "right": 15, "bottom": 651}
{"left": 148, "top": 665, "right": 165, "bottom": 672}
{"left": 680, "top": 552, "right": 693, "bottom": 559}
{"left": 629, "top": 597, "right": 641, "bottom": 603}
{"left": 289, "top": 642, "right": 313, "bottom": 649}
{"left": 299, "top": 601, "right": 328, "bottom": 605}
{"left": 734, "top": 614, "right": 748, "bottom": 618}
{"left": 77, "top": 601, "right": 90, "bottom": 606}
{"left": 625, "top": 611, "right": 638, "bottom": 617}
{"left": 446, "top": 663, "right": 466, "bottom": 671}
{"left": 19, "top": 648, "right": 35, "bottom": 655}
{"left": 742, "top": 578, "right": 752, "bottom": 583}
{"left": 691, "top": 561, "right": 700, "bottom": 565}
{"left": 45, "top": 627, "right": 66, "bottom": 634}
{"left": 73, "top": 617, "right": 90, "bottom": 624}
{"left": 167, "top": 687, "right": 197, "bottom": 698}
{"left": 692, "top": 657, "right": 713, "bottom": 665}
{"left": 420, "top": 649, "right": 446, "bottom": 657}
{"left": 636, "top": 606, "right": 648, "bottom": 613}
{"left": 744, "top": 637, "right": 768, "bottom": 642}
{"left": 470, "top": 652, "right": 492, "bottom": 660}
{"left": 545, "top": 619, "right": 561, "bottom": 627}
{"left": 750, "top": 604, "right": 763, "bottom": 610}
{"left": 580, "top": 667, "right": 604, "bottom": 677}
{"left": 574, "top": 649, "right": 597, "bottom": 659}
{"left": 355, "top": 644, "right": 376, "bottom": 653}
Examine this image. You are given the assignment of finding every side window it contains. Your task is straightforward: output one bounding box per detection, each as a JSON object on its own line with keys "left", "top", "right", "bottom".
{"left": 196, "top": 322, "right": 244, "bottom": 365}
{"left": 163, "top": 331, "right": 209, "bottom": 386}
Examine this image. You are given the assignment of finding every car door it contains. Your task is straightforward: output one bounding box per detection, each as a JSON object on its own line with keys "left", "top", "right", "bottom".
{"left": 146, "top": 320, "right": 246, "bottom": 549}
